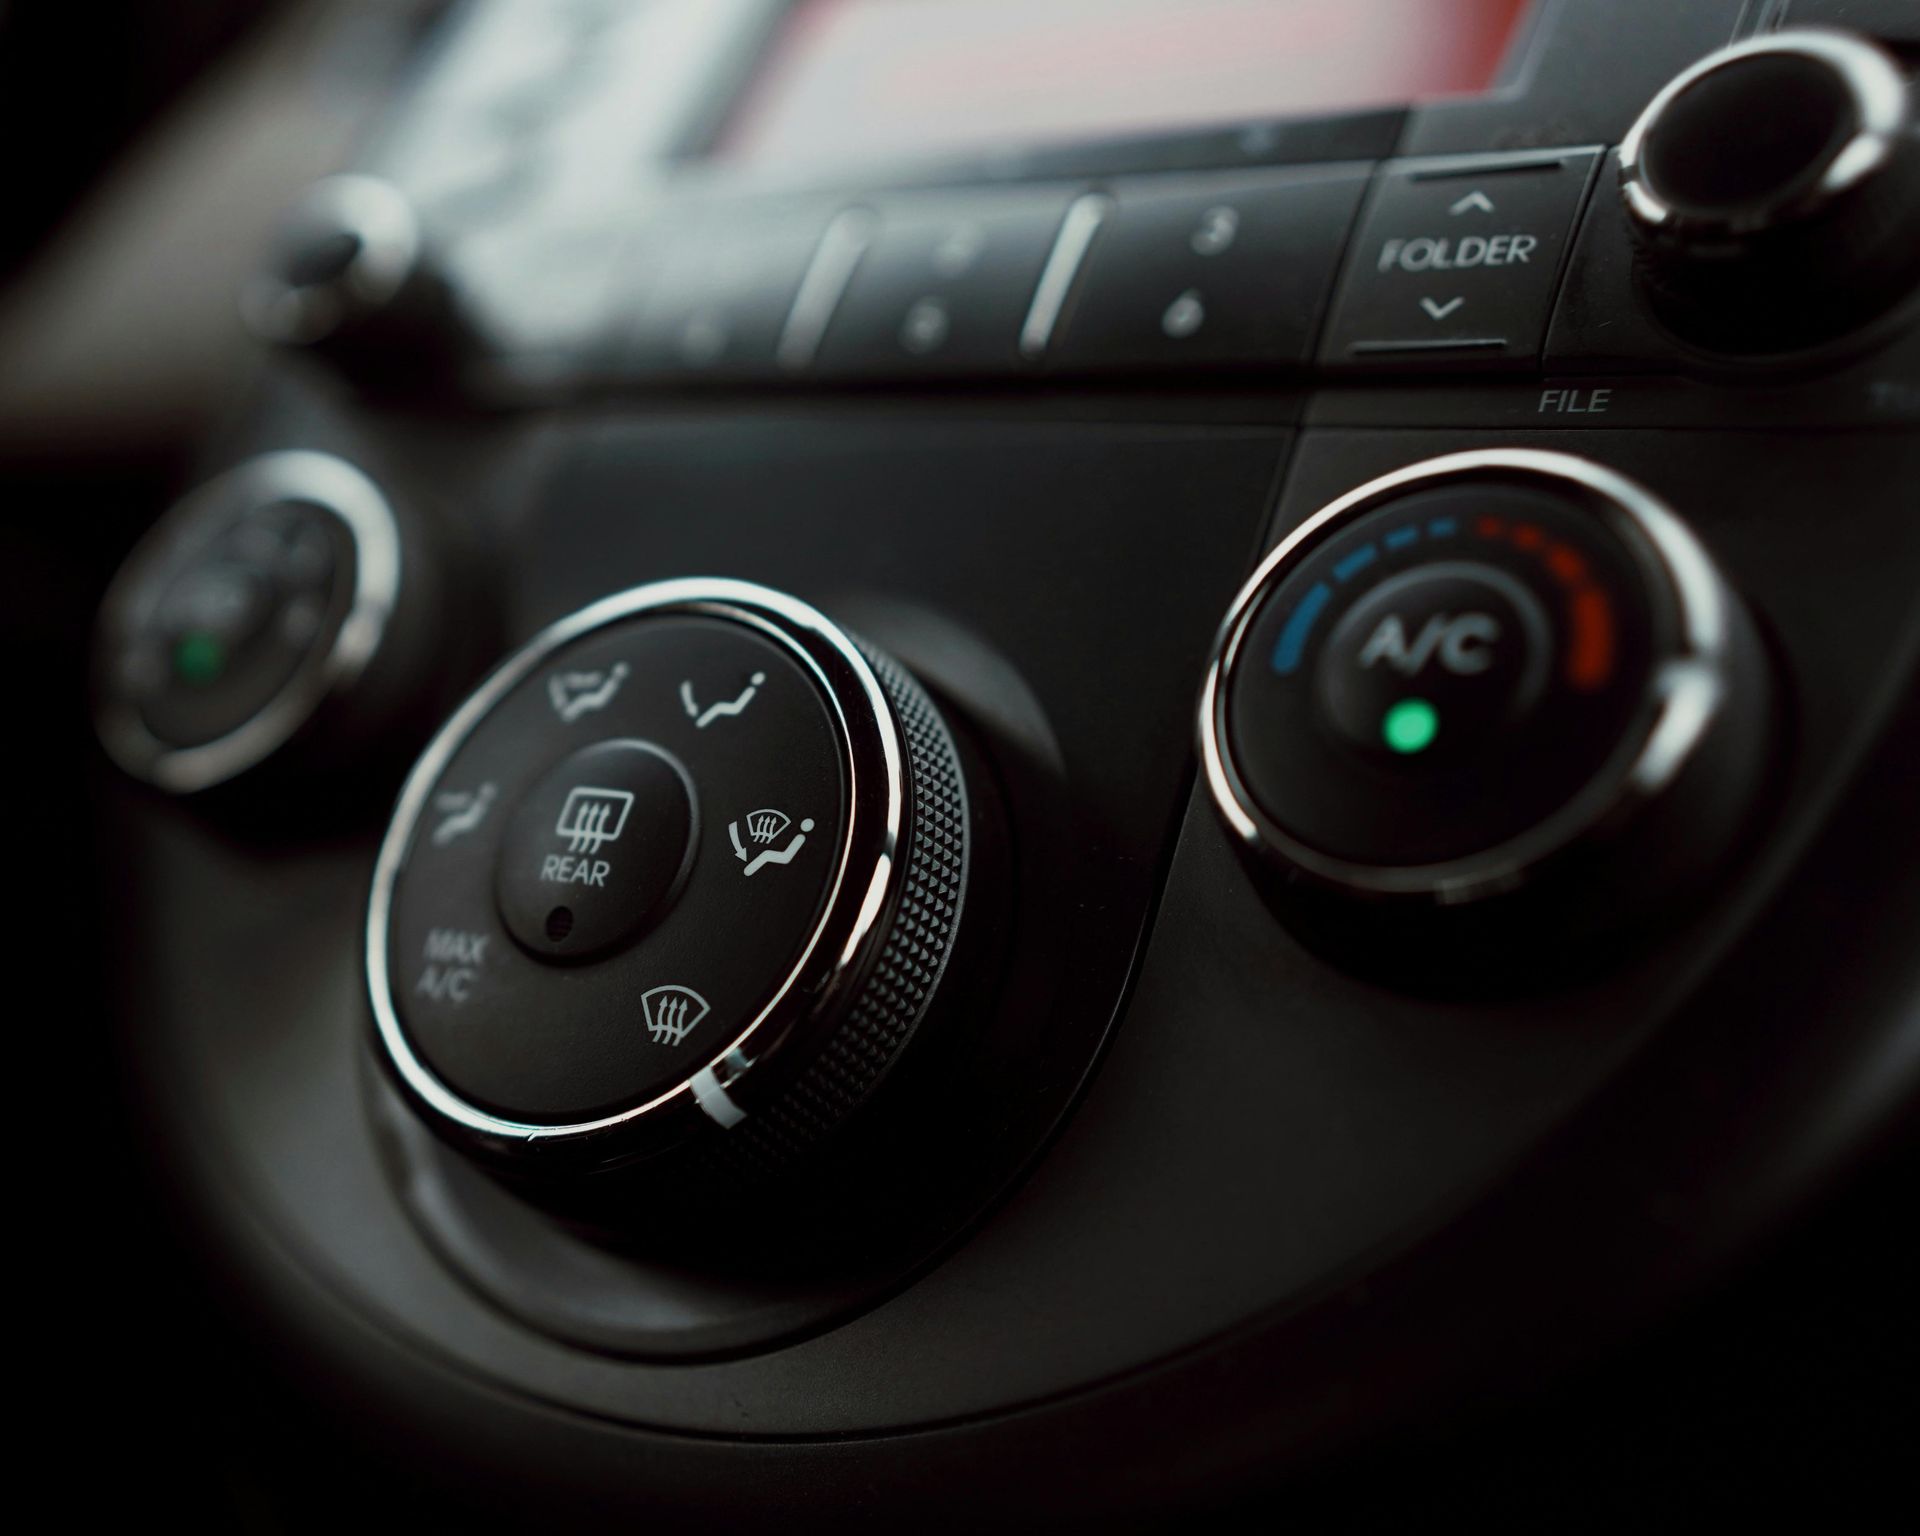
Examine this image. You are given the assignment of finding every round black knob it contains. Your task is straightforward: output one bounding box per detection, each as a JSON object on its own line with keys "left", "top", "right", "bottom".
{"left": 243, "top": 175, "right": 466, "bottom": 378}
{"left": 1619, "top": 28, "right": 1920, "bottom": 353}
{"left": 1199, "top": 450, "right": 1772, "bottom": 978}
{"left": 367, "top": 581, "right": 970, "bottom": 1178}
{"left": 94, "top": 451, "right": 416, "bottom": 793}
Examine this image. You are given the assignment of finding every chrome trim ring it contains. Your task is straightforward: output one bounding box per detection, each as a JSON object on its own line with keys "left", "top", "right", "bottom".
{"left": 1198, "top": 450, "right": 1736, "bottom": 904}
{"left": 1620, "top": 28, "right": 1909, "bottom": 242}
{"left": 365, "top": 580, "right": 911, "bottom": 1167}
{"left": 94, "top": 450, "right": 402, "bottom": 793}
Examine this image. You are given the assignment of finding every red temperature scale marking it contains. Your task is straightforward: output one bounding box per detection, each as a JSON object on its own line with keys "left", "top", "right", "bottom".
{"left": 715, "top": 0, "right": 1534, "bottom": 172}
{"left": 1268, "top": 511, "right": 1619, "bottom": 694}
{"left": 1472, "top": 514, "right": 1617, "bottom": 691}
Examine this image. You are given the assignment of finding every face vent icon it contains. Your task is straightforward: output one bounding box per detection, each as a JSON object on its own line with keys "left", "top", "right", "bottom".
{"left": 742, "top": 808, "right": 791, "bottom": 845}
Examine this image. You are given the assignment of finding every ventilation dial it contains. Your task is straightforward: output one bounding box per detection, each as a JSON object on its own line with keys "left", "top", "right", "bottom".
{"left": 367, "top": 581, "right": 970, "bottom": 1178}
{"left": 1200, "top": 450, "right": 1772, "bottom": 976}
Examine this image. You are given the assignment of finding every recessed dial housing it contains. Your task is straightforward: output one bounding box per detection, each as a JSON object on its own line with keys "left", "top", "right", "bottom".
{"left": 1201, "top": 450, "right": 1771, "bottom": 955}
{"left": 368, "top": 581, "right": 969, "bottom": 1175}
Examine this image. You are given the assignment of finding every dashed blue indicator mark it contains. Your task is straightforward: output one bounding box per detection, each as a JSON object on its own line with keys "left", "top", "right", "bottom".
{"left": 1268, "top": 521, "right": 1442, "bottom": 676}
{"left": 1271, "top": 581, "right": 1332, "bottom": 675}
{"left": 1333, "top": 545, "right": 1378, "bottom": 583}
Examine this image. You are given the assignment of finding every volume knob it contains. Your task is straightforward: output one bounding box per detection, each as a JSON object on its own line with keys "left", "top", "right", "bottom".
{"left": 1619, "top": 28, "right": 1920, "bottom": 353}
{"left": 243, "top": 175, "right": 470, "bottom": 382}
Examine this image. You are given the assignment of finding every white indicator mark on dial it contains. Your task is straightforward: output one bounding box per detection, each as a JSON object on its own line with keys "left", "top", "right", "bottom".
{"left": 548, "top": 662, "right": 629, "bottom": 722}
{"left": 642, "top": 984, "right": 710, "bottom": 1046}
{"left": 729, "top": 809, "right": 815, "bottom": 876}
{"left": 681, "top": 671, "right": 766, "bottom": 728}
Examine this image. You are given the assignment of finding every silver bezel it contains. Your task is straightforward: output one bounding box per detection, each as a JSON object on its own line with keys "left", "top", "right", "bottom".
{"left": 1620, "top": 28, "right": 1909, "bottom": 240}
{"left": 365, "top": 579, "right": 907, "bottom": 1166}
{"left": 1198, "top": 449, "right": 1734, "bottom": 904}
{"left": 94, "top": 450, "right": 402, "bottom": 793}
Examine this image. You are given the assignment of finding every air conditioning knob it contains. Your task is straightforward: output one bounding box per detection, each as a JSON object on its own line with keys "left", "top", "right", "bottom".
{"left": 1199, "top": 450, "right": 1773, "bottom": 981}
{"left": 367, "top": 581, "right": 971, "bottom": 1179}
{"left": 1619, "top": 28, "right": 1920, "bottom": 353}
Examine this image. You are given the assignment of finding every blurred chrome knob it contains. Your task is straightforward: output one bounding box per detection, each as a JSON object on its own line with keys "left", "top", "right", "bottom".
{"left": 94, "top": 451, "right": 449, "bottom": 794}
{"left": 1620, "top": 28, "right": 1920, "bottom": 352}
{"left": 243, "top": 175, "right": 467, "bottom": 379}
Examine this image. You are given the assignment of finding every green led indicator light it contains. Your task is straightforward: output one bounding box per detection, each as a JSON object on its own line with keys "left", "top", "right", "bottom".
{"left": 1382, "top": 697, "right": 1439, "bottom": 755}
{"left": 172, "top": 630, "right": 227, "bottom": 686}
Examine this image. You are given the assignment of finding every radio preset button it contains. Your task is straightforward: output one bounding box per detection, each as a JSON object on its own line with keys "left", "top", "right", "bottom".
{"left": 626, "top": 204, "right": 839, "bottom": 380}
{"left": 812, "top": 188, "right": 1076, "bottom": 377}
{"left": 1046, "top": 166, "right": 1367, "bottom": 373}
{"left": 1319, "top": 149, "right": 1600, "bottom": 368}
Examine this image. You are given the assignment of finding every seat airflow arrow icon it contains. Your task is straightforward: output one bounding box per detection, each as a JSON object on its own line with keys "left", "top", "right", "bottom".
{"left": 1449, "top": 190, "right": 1496, "bottom": 215}
{"left": 1420, "top": 296, "right": 1466, "bottom": 321}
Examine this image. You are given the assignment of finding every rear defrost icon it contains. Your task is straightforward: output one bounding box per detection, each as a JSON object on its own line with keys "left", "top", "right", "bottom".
{"left": 555, "top": 786, "right": 633, "bottom": 855}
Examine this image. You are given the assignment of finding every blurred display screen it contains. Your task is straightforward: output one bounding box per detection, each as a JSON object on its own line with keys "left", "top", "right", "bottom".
{"left": 716, "top": 0, "right": 1533, "bottom": 170}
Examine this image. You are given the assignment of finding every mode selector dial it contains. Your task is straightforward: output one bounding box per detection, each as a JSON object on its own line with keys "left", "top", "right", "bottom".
{"left": 1200, "top": 450, "right": 1772, "bottom": 976}
{"left": 1619, "top": 28, "right": 1920, "bottom": 353}
{"left": 367, "top": 581, "right": 969, "bottom": 1178}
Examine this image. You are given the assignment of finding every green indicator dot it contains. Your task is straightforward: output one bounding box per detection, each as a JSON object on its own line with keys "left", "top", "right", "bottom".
{"left": 172, "top": 630, "right": 227, "bottom": 686}
{"left": 1382, "top": 697, "right": 1439, "bottom": 755}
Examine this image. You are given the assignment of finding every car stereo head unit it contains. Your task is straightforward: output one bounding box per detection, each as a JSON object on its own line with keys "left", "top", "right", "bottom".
{"left": 237, "top": 0, "right": 1920, "bottom": 412}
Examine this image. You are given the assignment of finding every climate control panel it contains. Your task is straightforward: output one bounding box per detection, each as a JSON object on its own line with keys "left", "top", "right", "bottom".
{"left": 79, "top": 0, "right": 1920, "bottom": 1516}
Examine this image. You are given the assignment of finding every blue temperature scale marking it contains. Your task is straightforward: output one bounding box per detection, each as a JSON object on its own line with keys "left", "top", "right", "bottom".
{"left": 1269, "top": 518, "right": 1457, "bottom": 675}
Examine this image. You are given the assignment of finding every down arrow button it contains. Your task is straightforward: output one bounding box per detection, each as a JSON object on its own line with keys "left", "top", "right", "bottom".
{"left": 1320, "top": 147, "right": 1600, "bottom": 368}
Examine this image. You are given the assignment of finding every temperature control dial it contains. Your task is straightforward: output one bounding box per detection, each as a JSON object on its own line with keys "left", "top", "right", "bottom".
{"left": 1200, "top": 450, "right": 1771, "bottom": 969}
{"left": 94, "top": 451, "right": 417, "bottom": 792}
{"left": 368, "top": 581, "right": 969, "bottom": 1177}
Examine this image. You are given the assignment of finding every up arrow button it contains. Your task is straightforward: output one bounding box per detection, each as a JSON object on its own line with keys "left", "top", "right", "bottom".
{"left": 1318, "top": 147, "right": 1602, "bottom": 369}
